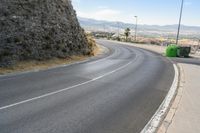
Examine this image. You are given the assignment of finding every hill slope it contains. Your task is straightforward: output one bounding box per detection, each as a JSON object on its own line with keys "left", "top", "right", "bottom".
{"left": 0, "top": 0, "right": 93, "bottom": 67}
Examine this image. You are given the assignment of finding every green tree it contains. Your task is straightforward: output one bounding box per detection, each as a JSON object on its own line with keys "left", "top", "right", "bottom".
{"left": 124, "top": 28, "right": 131, "bottom": 42}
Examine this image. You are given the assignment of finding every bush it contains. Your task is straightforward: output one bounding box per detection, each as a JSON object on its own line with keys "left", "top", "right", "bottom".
{"left": 86, "top": 33, "right": 96, "bottom": 56}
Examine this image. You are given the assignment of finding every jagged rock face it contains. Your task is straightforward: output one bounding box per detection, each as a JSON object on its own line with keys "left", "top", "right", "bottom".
{"left": 0, "top": 0, "right": 92, "bottom": 66}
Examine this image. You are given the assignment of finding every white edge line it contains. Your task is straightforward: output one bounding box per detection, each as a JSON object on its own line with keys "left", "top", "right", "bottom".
{"left": 0, "top": 56, "right": 137, "bottom": 111}
{"left": 107, "top": 39, "right": 179, "bottom": 133}
{"left": 140, "top": 64, "right": 179, "bottom": 133}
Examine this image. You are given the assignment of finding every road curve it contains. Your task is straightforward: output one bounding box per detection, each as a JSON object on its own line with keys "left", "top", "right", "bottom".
{"left": 0, "top": 40, "right": 175, "bottom": 133}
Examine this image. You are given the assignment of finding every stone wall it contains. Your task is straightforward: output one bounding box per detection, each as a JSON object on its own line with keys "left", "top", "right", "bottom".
{"left": 0, "top": 0, "right": 92, "bottom": 66}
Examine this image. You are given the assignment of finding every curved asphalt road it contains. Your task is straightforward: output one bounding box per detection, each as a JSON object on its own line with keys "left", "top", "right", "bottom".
{"left": 0, "top": 40, "right": 174, "bottom": 133}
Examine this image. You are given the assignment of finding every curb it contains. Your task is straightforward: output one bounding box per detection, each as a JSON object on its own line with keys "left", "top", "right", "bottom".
{"left": 140, "top": 64, "right": 180, "bottom": 133}
{"left": 157, "top": 64, "right": 185, "bottom": 133}
{"left": 102, "top": 40, "right": 181, "bottom": 133}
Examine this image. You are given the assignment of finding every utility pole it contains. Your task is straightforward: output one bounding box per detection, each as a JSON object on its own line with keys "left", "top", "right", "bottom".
{"left": 134, "top": 16, "right": 138, "bottom": 42}
{"left": 198, "top": 39, "right": 200, "bottom": 46}
{"left": 176, "top": 0, "right": 184, "bottom": 45}
{"left": 117, "top": 22, "right": 120, "bottom": 39}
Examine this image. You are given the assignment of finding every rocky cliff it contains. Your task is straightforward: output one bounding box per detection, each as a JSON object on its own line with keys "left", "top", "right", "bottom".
{"left": 0, "top": 0, "right": 93, "bottom": 67}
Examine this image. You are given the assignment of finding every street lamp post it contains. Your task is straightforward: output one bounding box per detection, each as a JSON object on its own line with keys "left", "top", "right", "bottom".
{"left": 176, "top": 0, "right": 184, "bottom": 45}
{"left": 134, "top": 16, "right": 138, "bottom": 42}
{"left": 117, "top": 22, "right": 119, "bottom": 38}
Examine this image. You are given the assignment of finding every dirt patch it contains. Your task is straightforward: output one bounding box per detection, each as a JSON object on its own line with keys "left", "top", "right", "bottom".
{"left": 93, "top": 44, "right": 105, "bottom": 56}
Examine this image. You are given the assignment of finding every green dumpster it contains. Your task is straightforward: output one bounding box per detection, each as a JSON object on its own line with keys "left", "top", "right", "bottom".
{"left": 166, "top": 44, "right": 178, "bottom": 57}
{"left": 177, "top": 46, "right": 191, "bottom": 57}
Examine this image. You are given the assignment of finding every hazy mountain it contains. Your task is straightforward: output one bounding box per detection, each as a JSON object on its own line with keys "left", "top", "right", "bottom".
{"left": 78, "top": 17, "right": 200, "bottom": 38}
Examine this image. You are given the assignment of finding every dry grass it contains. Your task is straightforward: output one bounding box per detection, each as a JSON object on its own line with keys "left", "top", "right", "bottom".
{"left": 0, "top": 36, "right": 104, "bottom": 75}
{"left": 93, "top": 44, "right": 104, "bottom": 55}
{"left": 0, "top": 56, "right": 88, "bottom": 75}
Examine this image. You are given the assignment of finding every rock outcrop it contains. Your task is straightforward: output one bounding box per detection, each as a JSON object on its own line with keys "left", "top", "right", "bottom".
{"left": 0, "top": 0, "right": 92, "bottom": 67}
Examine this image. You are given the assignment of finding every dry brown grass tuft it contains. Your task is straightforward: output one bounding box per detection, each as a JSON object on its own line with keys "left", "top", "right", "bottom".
{"left": 0, "top": 56, "right": 88, "bottom": 75}
{"left": 0, "top": 33, "right": 106, "bottom": 75}
{"left": 0, "top": 34, "right": 104, "bottom": 75}
{"left": 86, "top": 33, "right": 97, "bottom": 55}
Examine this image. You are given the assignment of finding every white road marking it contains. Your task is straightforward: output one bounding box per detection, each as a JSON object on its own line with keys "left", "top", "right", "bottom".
{"left": 140, "top": 64, "right": 179, "bottom": 133}
{"left": 0, "top": 55, "right": 138, "bottom": 110}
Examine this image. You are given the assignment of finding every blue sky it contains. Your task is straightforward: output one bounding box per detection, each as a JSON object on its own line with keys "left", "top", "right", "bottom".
{"left": 72, "top": 0, "right": 200, "bottom": 26}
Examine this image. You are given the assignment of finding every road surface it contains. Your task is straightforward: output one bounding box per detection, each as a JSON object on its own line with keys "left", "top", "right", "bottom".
{"left": 0, "top": 40, "right": 175, "bottom": 133}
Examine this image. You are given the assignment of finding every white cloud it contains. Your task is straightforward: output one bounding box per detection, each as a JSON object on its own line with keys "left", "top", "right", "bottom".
{"left": 77, "top": 8, "right": 121, "bottom": 22}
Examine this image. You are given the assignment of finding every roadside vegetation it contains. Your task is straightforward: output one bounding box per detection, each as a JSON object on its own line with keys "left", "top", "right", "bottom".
{"left": 92, "top": 31, "right": 200, "bottom": 47}
{"left": 124, "top": 28, "right": 131, "bottom": 42}
{"left": 0, "top": 34, "right": 101, "bottom": 75}
{"left": 86, "top": 33, "right": 98, "bottom": 55}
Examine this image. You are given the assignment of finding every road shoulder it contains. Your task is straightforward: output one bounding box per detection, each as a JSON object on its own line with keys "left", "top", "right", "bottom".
{"left": 0, "top": 44, "right": 109, "bottom": 77}
{"left": 157, "top": 64, "right": 184, "bottom": 133}
{"left": 158, "top": 63, "right": 200, "bottom": 133}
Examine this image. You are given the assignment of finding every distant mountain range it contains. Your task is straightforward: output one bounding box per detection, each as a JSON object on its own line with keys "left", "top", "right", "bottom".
{"left": 78, "top": 17, "right": 200, "bottom": 38}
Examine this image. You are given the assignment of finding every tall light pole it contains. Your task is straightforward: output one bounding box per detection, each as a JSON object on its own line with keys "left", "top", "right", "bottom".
{"left": 176, "top": 0, "right": 184, "bottom": 45}
{"left": 117, "top": 22, "right": 120, "bottom": 39}
{"left": 134, "top": 16, "right": 138, "bottom": 42}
